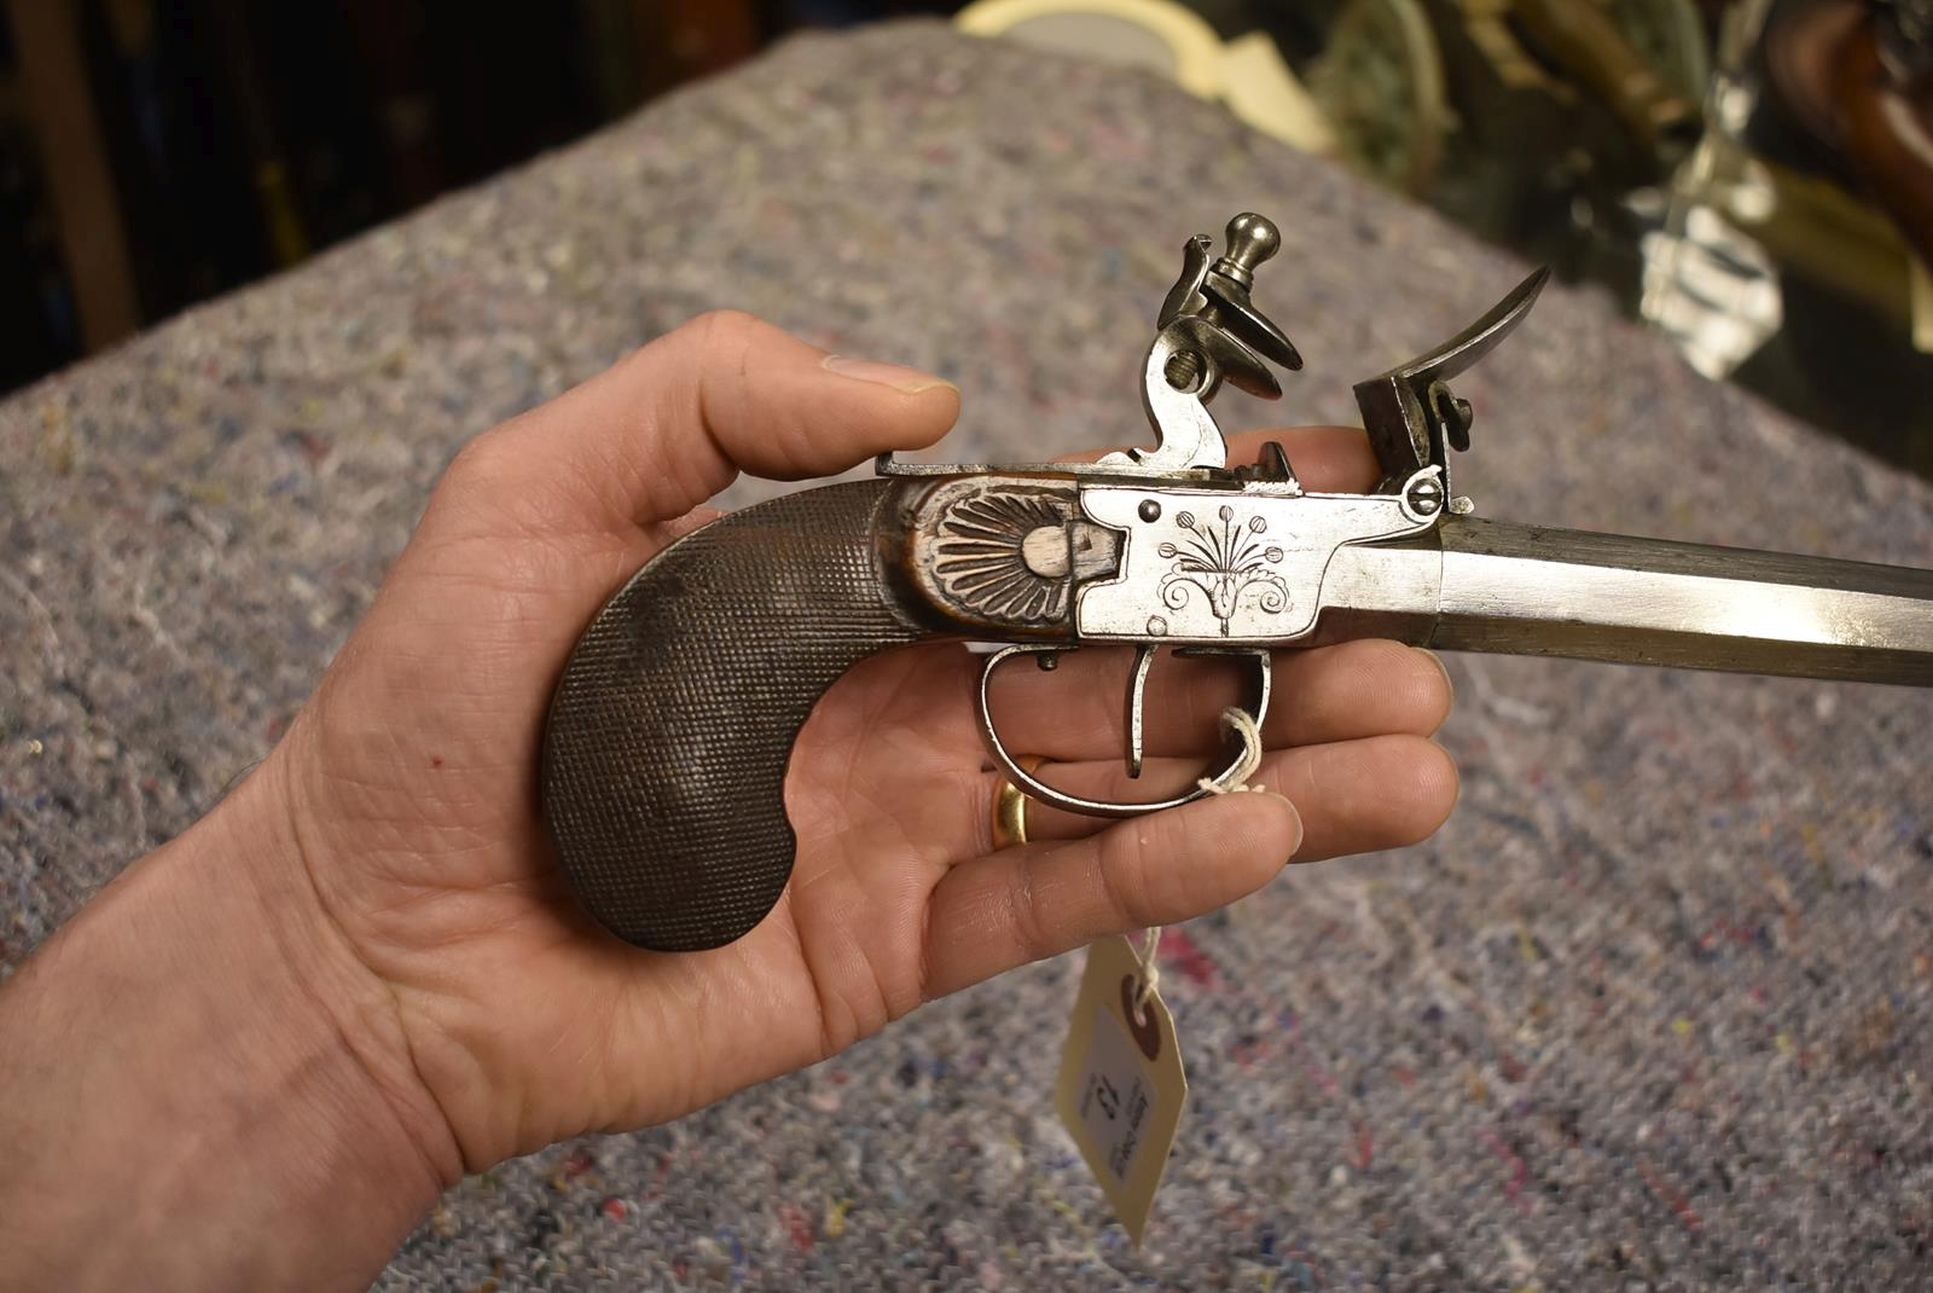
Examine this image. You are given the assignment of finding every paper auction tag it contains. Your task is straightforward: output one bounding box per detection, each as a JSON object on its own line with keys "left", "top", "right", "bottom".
{"left": 1054, "top": 934, "right": 1188, "bottom": 1245}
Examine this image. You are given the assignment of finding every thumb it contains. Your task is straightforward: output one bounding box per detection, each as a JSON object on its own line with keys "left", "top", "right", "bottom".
{"left": 446, "top": 309, "right": 959, "bottom": 534}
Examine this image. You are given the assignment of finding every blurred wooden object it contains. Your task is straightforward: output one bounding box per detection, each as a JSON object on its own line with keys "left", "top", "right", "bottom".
{"left": 1828, "top": 10, "right": 1933, "bottom": 273}
{"left": 632, "top": 0, "right": 761, "bottom": 87}
{"left": 7, "top": 0, "right": 137, "bottom": 353}
{"left": 1759, "top": 0, "right": 1933, "bottom": 344}
{"left": 0, "top": 0, "right": 764, "bottom": 382}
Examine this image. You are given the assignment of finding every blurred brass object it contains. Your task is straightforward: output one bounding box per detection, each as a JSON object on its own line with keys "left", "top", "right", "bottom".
{"left": 1456, "top": 0, "right": 1569, "bottom": 96}
{"left": 1308, "top": 0, "right": 1709, "bottom": 263}
{"left": 1604, "top": 0, "right": 1712, "bottom": 99}
{"left": 1739, "top": 152, "right": 1918, "bottom": 327}
{"left": 1308, "top": 0, "right": 1451, "bottom": 195}
{"left": 1511, "top": 0, "right": 1701, "bottom": 147}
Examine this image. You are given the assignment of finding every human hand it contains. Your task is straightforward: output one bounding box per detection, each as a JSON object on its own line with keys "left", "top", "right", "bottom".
{"left": 254, "top": 311, "right": 1460, "bottom": 1175}
{"left": 0, "top": 311, "right": 1457, "bottom": 1290}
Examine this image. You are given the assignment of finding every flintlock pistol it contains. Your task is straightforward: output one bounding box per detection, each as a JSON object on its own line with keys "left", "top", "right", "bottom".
{"left": 541, "top": 213, "right": 1933, "bottom": 952}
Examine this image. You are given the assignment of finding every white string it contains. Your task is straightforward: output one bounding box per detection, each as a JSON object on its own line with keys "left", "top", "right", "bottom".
{"left": 1133, "top": 708, "right": 1264, "bottom": 1024}
{"left": 1131, "top": 925, "right": 1161, "bottom": 1025}
{"left": 1197, "top": 705, "right": 1265, "bottom": 795}
{"left": 1131, "top": 708, "right": 1267, "bottom": 1024}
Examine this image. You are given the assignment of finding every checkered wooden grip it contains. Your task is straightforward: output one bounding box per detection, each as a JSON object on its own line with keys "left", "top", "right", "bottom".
{"left": 540, "top": 480, "right": 930, "bottom": 951}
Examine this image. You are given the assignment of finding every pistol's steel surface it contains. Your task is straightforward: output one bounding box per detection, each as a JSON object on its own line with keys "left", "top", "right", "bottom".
{"left": 950, "top": 210, "right": 1931, "bottom": 819}
{"left": 1319, "top": 518, "right": 1933, "bottom": 685}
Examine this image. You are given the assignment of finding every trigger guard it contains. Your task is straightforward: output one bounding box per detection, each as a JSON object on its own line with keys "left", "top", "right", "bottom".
{"left": 975, "top": 644, "right": 1273, "bottom": 820}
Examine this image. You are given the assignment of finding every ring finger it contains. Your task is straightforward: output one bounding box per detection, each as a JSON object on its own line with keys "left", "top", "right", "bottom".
{"left": 997, "top": 734, "right": 1459, "bottom": 863}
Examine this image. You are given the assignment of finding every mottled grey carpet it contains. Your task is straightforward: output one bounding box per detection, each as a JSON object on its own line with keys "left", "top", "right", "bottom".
{"left": 3, "top": 22, "right": 1930, "bottom": 1292}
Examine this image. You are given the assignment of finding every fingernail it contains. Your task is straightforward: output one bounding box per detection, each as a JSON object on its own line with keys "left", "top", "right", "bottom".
{"left": 1416, "top": 647, "right": 1456, "bottom": 707}
{"left": 1257, "top": 790, "right": 1305, "bottom": 861}
{"left": 822, "top": 354, "right": 956, "bottom": 395}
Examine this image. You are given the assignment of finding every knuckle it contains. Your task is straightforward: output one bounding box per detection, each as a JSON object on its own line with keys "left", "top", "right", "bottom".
{"left": 613, "top": 309, "right": 764, "bottom": 391}
{"left": 689, "top": 307, "right": 764, "bottom": 353}
{"left": 673, "top": 308, "right": 771, "bottom": 440}
{"left": 432, "top": 423, "right": 577, "bottom": 538}
{"left": 442, "top": 427, "right": 516, "bottom": 493}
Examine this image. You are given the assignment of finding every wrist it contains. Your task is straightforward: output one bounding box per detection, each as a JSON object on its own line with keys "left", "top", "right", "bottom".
{"left": 232, "top": 744, "right": 468, "bottom": 1192}
{"left": 0, "top": 754, "right": 459, "bottom": 1290}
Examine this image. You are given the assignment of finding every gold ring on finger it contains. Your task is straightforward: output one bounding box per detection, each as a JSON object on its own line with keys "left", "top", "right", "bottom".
{"left": 990, "top": 756, "right": 1045, "bottom": 850}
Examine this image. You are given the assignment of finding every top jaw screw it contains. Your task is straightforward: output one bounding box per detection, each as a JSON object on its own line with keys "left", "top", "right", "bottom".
{"left": 1213, "top": 213, "right": 1281, "bottom": 288}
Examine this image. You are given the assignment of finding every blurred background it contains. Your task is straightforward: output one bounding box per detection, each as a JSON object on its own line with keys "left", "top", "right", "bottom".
{"left": 2, "top": 0, "right": 1928, "bottom": 473}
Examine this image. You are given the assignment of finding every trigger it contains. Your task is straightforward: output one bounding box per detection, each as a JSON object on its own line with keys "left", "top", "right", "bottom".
{"left": 1127, "top": 644, "right": 1158, "bottom": 779}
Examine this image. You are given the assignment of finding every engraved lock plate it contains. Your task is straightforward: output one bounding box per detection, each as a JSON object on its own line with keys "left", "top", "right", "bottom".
{"left": 1074, "top": 484, "right": 1439, "bottom": 643}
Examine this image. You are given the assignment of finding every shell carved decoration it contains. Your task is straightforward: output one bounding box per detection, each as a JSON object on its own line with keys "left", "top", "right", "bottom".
{"left": 931, "top": 487, "right": 1076, "bottom": 623}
